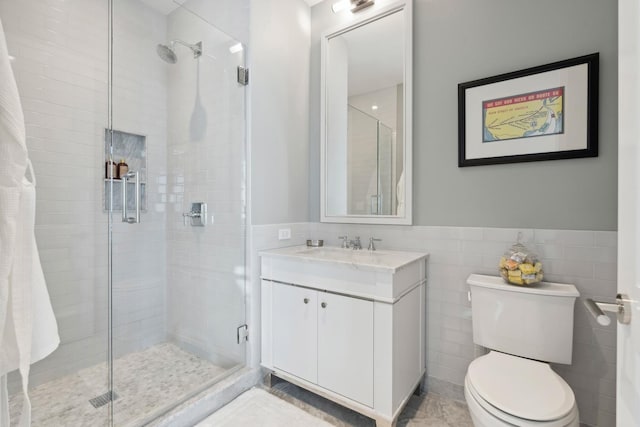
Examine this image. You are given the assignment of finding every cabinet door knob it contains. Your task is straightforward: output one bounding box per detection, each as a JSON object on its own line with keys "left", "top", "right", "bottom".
{"left": 321, "top": 302, "right": 327, "bottom": 308}
{"left": 303, "top": 298, "right": 309, "bottom": 304}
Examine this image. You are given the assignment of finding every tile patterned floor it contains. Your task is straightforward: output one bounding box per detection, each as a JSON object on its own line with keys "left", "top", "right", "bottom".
{"left": 199, "top": 382, "right": 474, "bottom": 427}
{"left": 9, "top": 343, "right": 229, "bottom": 427}
{"left": 397, "top": 393, "right": 474, "bottom": 427}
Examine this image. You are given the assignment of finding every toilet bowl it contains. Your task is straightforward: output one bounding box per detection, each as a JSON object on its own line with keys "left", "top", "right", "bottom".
{"left": 464, "top": 351, "right": 579, "bottom": 427}
{"left": 465, "top": 274, "right": 581, "bottom": 427}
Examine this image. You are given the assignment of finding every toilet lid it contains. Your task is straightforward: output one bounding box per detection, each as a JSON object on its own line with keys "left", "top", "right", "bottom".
{"left": 467, "top": 351, "right": 575, "bottom": 422}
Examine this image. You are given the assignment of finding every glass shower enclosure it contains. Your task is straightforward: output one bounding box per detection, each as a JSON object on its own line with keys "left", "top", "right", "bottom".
{"left": 347, "top": 105, "right": 395, "bottom": 215}
{"left": 1, "top": 0, "right": 247, "bottom": 425}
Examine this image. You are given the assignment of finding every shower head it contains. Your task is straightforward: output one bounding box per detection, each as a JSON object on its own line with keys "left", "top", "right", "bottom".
{"left": 156, "top": 44, "right": 177, "bottom": 64}
{"left": 156, "top": 40, "right": 202, "bottom": 64}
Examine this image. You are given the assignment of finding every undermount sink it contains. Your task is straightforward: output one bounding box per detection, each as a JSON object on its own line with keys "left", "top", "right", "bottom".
{"left": 294, "top": 246, "right": 346, "bottom": 256}
{"left": 260, "top": 245, "right": 427, "bottom": 273}
{"left": 295, "top": 246, "right": 374, "bottom": 260}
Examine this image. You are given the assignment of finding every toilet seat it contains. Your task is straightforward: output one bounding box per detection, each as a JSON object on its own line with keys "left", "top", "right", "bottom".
{"left": 465, "top": 375, "right": 579, "bottom": 427}
{"left": 466, "top": 351, "right": 577, "bottom": 424}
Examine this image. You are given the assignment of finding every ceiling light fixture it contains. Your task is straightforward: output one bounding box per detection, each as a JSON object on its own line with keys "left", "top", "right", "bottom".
{"left": 331, "top": 0, "right": 349, "bottom": 13}
{"left": 332, "top": 0, "right": 375, "bottom": 13}
{"left": 350, "top": 0, "right": 375, "bottom": 13}
{"left": 371, "top": 105, "right": 378, "bottom": 110}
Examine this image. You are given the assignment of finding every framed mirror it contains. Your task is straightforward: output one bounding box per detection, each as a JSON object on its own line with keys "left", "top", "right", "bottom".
{"left": 321, "top": 1, "right": 412, "bottom": 225}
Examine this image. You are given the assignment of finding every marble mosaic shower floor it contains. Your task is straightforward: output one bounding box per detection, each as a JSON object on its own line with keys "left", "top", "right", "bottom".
{"left": 8, "top": 342, "right": 229, "bottom": 427}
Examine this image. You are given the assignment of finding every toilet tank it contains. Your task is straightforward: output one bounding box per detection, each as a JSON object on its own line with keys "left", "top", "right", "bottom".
{"left": 467, "top": 274, "right": 580, "bottom": 365}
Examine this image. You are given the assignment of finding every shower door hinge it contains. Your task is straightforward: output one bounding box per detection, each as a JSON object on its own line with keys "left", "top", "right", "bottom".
{"left": 237, "top": 66, "right": 249, "bottom": 85}
{"left": 237, "top": 324, "right": 249, "bottom": 343}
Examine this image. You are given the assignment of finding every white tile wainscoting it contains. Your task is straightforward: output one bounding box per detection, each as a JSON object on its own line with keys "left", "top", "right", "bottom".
{"left": 250, "top": 223, "right": 617, "bottom": 427}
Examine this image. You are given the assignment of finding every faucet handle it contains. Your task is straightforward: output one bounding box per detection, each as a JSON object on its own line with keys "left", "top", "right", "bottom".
{"left": 338, "top": 235, "right": 349, "bottom": 248}
{"left": 368, "top": 237, "right": 382, "bottom": 251}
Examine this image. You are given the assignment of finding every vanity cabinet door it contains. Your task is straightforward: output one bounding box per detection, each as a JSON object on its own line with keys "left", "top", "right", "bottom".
{"left": 317, "top": 292, "right": 374, "bottom": 407}
{"left": 272, "top": 283, "right": 318, "bottom": 383}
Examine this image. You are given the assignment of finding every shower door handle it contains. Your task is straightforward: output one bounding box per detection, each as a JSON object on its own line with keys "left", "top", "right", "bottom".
{"left": 121, "top": 171, "right": 141, "bottom": 224}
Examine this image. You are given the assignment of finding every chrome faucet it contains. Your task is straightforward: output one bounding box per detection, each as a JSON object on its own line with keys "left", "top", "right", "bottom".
{"left": 338, "top": 235, "right": 350, "bottom": 249}
{"left": 368, "top": 237, "right": 382, "bottom": 251}
{"left": 350, "top": 236, "right": 362, "bottom": 250}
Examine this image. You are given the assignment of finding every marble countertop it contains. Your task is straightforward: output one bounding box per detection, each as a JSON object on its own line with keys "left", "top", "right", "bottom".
{"left": 259, "top": 245, "right": 428, "bottom": 273}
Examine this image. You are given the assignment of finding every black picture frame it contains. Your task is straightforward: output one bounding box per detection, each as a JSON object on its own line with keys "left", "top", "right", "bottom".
{"left": 458, "top": 53, "right": 599, "bottom": 167}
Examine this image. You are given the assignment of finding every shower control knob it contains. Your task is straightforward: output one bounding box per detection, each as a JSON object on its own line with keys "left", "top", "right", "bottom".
{"left": 183, "top": 202, "right": 207, "bottom": 226}
{"left": 304, "top": 298, "right": 309, "bottom": 304}
{"left": 321, "top": 302, "right": 327, "bottom": 308}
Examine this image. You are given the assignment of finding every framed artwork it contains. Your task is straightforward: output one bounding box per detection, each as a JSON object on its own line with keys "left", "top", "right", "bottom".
{"left": 458, "top": 53, "right": 599, "bottom": 167}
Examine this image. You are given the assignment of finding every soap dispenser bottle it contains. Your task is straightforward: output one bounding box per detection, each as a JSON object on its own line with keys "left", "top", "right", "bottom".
{"left": 105, "top": 158, "right": 116, "bottom": 179}
{"left": 116, "top": 159, "right": 128, "bottom": 179}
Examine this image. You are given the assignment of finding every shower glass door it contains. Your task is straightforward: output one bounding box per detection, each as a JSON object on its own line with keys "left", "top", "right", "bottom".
{"left": 0, "top": 0, "right": 112, "bottom": 425}
{"left": 109, "top": 0, "right": 247, "bottom": 424}
{"left": 0, "top": 0, "right": 245, "bottom": 425}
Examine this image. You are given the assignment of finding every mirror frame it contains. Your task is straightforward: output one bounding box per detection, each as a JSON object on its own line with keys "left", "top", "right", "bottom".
{"left": 320, "top": 0, "right": 413, "bottom": 225}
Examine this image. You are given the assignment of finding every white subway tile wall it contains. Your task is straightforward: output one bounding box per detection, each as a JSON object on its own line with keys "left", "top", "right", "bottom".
{"left": 251, "top": 223, "right": 617, "bottom": 427}
{"left": 110, "top": 0, "right": 169, "bottom": 359}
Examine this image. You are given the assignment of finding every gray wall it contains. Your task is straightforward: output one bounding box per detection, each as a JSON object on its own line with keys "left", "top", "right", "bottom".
{"left": 309, "top": 0, "right": 618, "bottom": 231}
{"left": 250, "top": 0, "right": 311, "bottom": 225}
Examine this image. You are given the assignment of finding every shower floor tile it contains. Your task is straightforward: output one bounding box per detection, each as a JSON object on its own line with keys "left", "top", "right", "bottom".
{"left": 9, "top": 342, "right": 229, "bottom": 427}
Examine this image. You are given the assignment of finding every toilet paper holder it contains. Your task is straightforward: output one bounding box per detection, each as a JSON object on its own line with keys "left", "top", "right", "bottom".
{"left": 584, "top": 294, "right": 631, "bottom": 326}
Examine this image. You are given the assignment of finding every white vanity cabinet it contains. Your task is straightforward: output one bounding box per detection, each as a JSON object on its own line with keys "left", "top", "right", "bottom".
{"left": 272, "top": 282, "right": 374, "bottom": 406}
{"left": 261, "top": 246, "right": 428, "bottom": 427}
{"left": 271, "top": 283, "right": 319, "bottom": 384}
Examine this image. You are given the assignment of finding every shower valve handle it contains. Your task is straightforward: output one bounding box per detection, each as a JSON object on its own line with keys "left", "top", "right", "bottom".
{"left": 183, "top": 203, "right": 207, "bottom": 227}
{"left": 182, "top": 211, "right": 201, "bottom": 225}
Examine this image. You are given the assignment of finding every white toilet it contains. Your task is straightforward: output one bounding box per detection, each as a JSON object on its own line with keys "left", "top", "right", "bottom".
{"left": 464, "top": 274, "right": 580, "bottom": 427}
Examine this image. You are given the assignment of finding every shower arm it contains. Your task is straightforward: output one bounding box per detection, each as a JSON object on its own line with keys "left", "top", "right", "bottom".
{"left": 170, "top": 40, "right": 202, "bottom": 58}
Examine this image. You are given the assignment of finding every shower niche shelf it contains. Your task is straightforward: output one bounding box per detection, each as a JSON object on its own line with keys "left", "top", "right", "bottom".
{"left": 104, "top": 129, "right": 147, "bottom": 212}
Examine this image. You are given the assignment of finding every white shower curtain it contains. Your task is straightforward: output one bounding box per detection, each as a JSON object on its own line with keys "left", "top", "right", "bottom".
{"left": 0, "top": 15, "right": 59, "bottom": 427}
